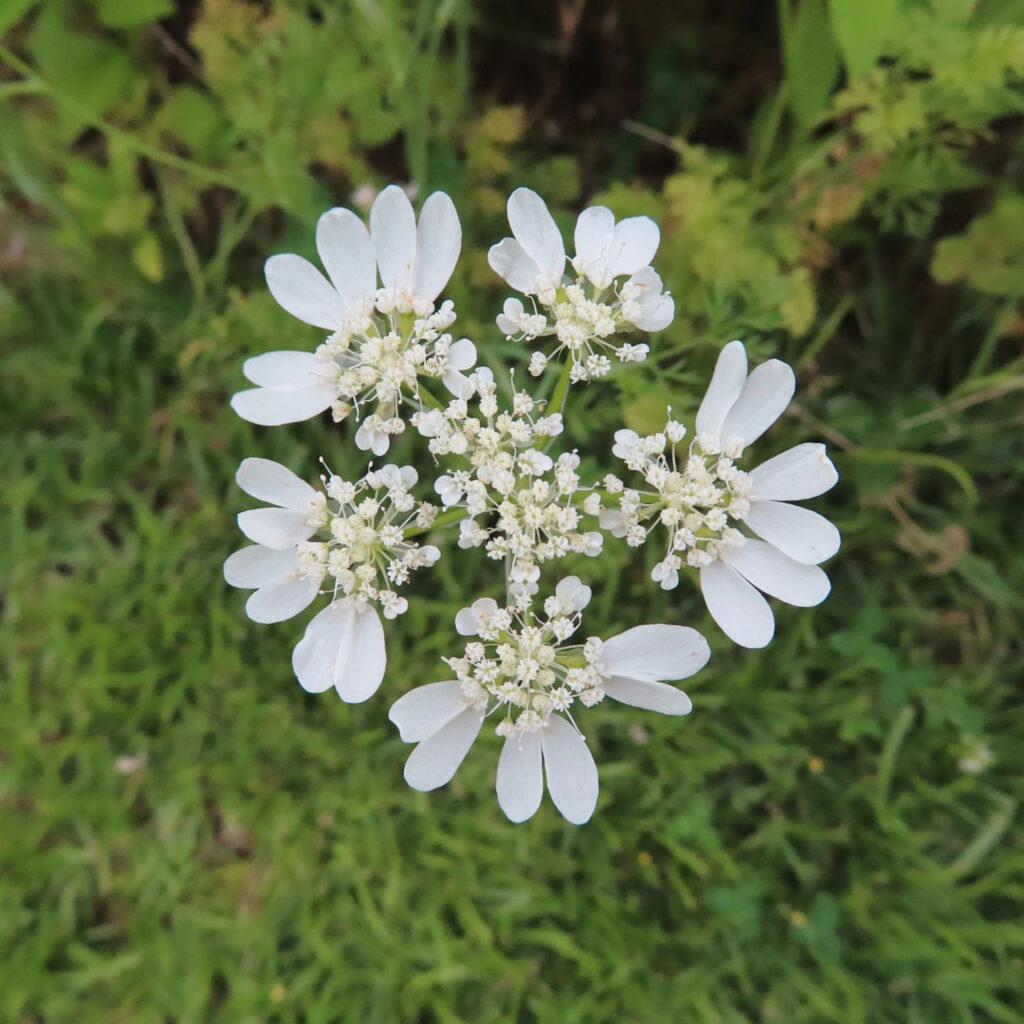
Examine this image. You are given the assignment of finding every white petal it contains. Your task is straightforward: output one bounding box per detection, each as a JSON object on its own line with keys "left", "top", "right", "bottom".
{"left": 412, "top": 191, "right": 461, "bottom": 301}
{"left": 245, "top": 578, "right": 319, "bottom": 623}
{"left": 555, "top": 575, "right": 591, "bottom": 612}
{"left": 291, "top": 604, "right": 387, "bottom": 701}
{"left": 541, "top": 717, "right": 599, "bottom": 825}
{"left": 290, "top": 603, "right": 343, "bottom": 693}
{"left": 370, "top": 185, "right": 417, "bottom": 294}
{"left": 388, "top": 680, "right": 465, "bottom": 742}
{"left": 624, "top": 266, "right": 674, "bottom": 331}
{"left": 720, "top": 359, "right": 795, "bottom": 447}
{"left": 231, "top": 385, "right": 334, "bottom": 426}
{"left": 335, "top": 606, "right": 387, "bottom": 702}
{"left": 447, "top": 337, "right": 476, "bottom": 371}
{"left": 722, "top": 539, "right": 831, "bottom": 608}
{"left": 700, "top": 558, "right": 775, "bottom": 649}
{"left": 403, "top": 708, "right": 484, "bottom": 791}
{"left": 355, "top": 421, "right": 391, "bottom": 456}
{"left": 507, "top": 187, "right": 565, "bottom": 286}
{"left": 265, "top": 254, "right": 345, "bottom": 330}
{"left": 573, "top": 206, "right": 615, "bottom": 275}
{"left": 487, "top": 237, "right": 541, "bottom": 293}
{"left": 236, "top": 508, "right": 312, "bottom": 549}
{"left": 496, "top": 731, "right": 543, "bottom": 823}
{"left": 631, "top": 293, "right": 674, "bottom": 332}
{"left": 315, "top": 207, "right": 376, "bottom": 314}
{"left": 603, "top": 676, "right": 693, "bottom": 716}
{"left": 749, "top": 443, "right": 839, "bottom": 501}
{"left": 224, "top": 545, "right": 299, "bottom": 589}
{"left": 242, "top": 350, "right": 325, "bottom": 387}
{"left": 455, "top": 597, "right": 499, "bottom": 636}
{"left": 442, "top": 369, "right": 475, "bottom": 400}
{"left": 236, "top": 457, "right": 317, "bottom": 509}
{"left": 602, "top": 624, "right": 711, "bottom": 682}
{"left": 607, "top": 216, "right": 660, "bottom": 279}
{"left": 696, "top": 340, "right": 748, "bottom": 439}
{"left": 743, "top": 500, "right": 841, "bottom": 565}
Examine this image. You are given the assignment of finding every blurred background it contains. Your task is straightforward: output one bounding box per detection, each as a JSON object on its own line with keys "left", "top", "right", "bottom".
{"left": 2, "top": 0, "right": 1023, "bottom": 1020}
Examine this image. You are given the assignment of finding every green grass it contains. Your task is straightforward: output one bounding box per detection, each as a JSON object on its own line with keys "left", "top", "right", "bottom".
{"left": 2, "top": 1, "right": 1023, "bottom": 1021}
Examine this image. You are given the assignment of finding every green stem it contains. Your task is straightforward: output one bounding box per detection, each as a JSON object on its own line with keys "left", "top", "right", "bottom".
{"left": 547, "top": 357, "right": 575, "bottom": 417}
{"left": 416, "top": 386, "right": 444, "bottom": 411}
{"left": 405, "top": 506, "right": 468, "bottom": 539}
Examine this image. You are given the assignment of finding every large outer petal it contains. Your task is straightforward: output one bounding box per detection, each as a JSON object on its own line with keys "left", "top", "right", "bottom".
{"left": 743, "top": 500, "right": 841, "bottom": 565}
{"left": 235, "top": 458, "right": 317, "bottom": 510}
{"left": 541, "top": 717, "right": 599, "bottom": 825}
{"left": 413, "top": 191, "right": 461, "bottom": 302}
{"left": 265, "top": 254, "right": 345, "bottom": 330}
{"left": 403, "top": 708, "right": 484, "bottom": 791}
{"left": 496, "top": 731, "right": 544, "bottom": 823}
{"left": 749, "top": 443, "right": 838, "bottom": 501}
{"left": 242, "top": 350, "right": 325, "bottom": 388}
{"left": 315, "top": 207, "right": 376, "bottom": 314}
{"left": 224, "top": 545, "right": 299, "bottom": 589}
{"left": 291, "top": 604, "right": 386, "bottom": 701}
{"left": 699, "top": 558, "right": 775, "bottom": 649}
{"left": 607, "top": 217, "right": 660, "bottom": 279}
{"left": 231, "top": 386, "right": 334, "bottom": 426}
{"left": 602, "top": 624, "right": 710, "bottom": 682}
{"left": 370, "top": 185, "right": 417, "bottom": 294}
{"left": 695, "top": 341, "right": 748, "bottom": 438}
{"left": 388, "top": 680, "right": 465, "bottom": 742}
{"left": 236, "top": 508, "right": 312, "bottom": 549}
{"left": 573, "top": 206, "right": 615, "bottom": 279}
{"left": 722, "top": 539, "right": 831, "bottom": 608}
{"left": 487, "top": 237, "right": 540, "bottom": 293}
{"left": 507, "top": 187, "right": 565, "bottom": 286}
{"left": 719, "top": 359, "right": 795, "bottom": 447}
{"left": 245, "top": 578, "right": 319, "bottom": 624}
{"left": 602, "top": 676, "right": 693, "bottom": 716}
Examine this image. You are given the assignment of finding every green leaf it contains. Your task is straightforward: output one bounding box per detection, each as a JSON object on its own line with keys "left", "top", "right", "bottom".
{"left": 94, "top": 0, "right": 174, "bottom": 29}
{"left": 157, "top": 86, "right": 223, "bottom": 153}
{"left": 828, "top": 0, "right": 899, "bottom": 77}
{"left": 785, "top": 0, "right": 842, "bottom": 124}
{"left": 132, "top": 232, "right": 164, "bottom": 283}
{"left": 30, "top": 4, "right": 135, "bottom": 125}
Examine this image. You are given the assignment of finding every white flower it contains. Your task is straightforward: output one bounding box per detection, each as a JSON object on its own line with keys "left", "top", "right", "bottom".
{"left": 487, "top": 188, "right": 674, "bottom": 385}
{"left": 958, "top": 737, "right": 994, "bottom": 775}
{"left": 225, "top": 457, "right": 440, "bottom": 702}
{"left": 617, "top": 266, "right": 674, "bottom": 333}
{"left": 370, "top": 185, "right": 461, "bottom": 316}
{"left": 571, "top": 204, "right": 660, "bottom": 290}
{"left": 607, "top": 341, "right": 841, "bottom": 649}
{"left": 488, "top": 188, "right": 567, "bottom": 304}
{"left": 388, "top": 584, "right": 710, "bottom": 824}
{"left": 231, "top": 188, "right": 470, "bottom": 452}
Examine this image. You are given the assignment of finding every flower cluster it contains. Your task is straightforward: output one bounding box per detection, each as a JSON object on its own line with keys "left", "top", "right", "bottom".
{"left": 231, "top": 186, "right": 475, "bottom": 454}
{"left": 224, "top": 457, "right": 438, "bottom": 700}
{"left": 226, "top": 187, "right": 841, "bottom": 824}
{"left": 390, "top": 579, "right": 709, "bottom": 824}
{"left": 599, "top": 341, "right": 840, "bottom": 649}
{"left": 490, "top": 189, "right": 673, "bottom": 382}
